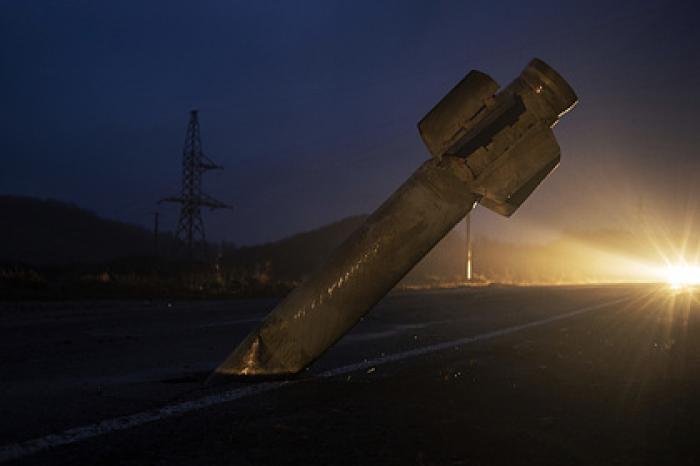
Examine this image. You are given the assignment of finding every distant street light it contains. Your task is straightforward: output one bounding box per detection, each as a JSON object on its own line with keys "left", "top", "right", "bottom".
{"left": 465, "top": 214, "right": 472, "bottom": 281}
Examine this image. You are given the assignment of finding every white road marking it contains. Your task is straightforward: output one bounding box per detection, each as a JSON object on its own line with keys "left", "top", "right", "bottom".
{"left": 319, "top": 298, "right": 628, "bottom": 377}
{"left": 0, "top": 297, "right": 628, "bottom": 463}
{"left": 341, "top": 320, "right": 472, "bottom": 343}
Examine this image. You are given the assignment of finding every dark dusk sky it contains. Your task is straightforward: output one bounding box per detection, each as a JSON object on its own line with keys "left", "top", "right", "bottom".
{"left": 1, "top": 0, "right": 699, "bottom": 246}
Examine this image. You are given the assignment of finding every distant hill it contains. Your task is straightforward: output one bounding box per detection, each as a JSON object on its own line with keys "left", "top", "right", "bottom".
{"left": 223, "top": 215, "right": 368, "bottom": 283}
{"left": 0, "top": 196, "right": 166, "bottom": 265}
{"left": 0, "top": 195, "right": 466, "bottom": 286}
{"left": 1, "top": 195, "right": 652, "bottom": 289}
{"left": 0, "top": 196, "right": 372, "bottom": 274}
{"left": 222, "top": 214, "right": 470, "bottom": 287}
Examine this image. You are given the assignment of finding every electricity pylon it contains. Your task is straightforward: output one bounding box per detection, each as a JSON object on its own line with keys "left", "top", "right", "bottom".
{"left": 160, "top": 110, "right": 230, "bottom": 256}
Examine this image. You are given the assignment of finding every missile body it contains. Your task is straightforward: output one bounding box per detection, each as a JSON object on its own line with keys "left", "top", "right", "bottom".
{"left": 208, "top": 58, "right": 577, "bottom": 382}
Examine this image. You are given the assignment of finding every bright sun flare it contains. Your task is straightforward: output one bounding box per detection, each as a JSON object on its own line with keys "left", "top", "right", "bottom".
{"left": 664, "top": 264, "right": 700, "bottom": 289}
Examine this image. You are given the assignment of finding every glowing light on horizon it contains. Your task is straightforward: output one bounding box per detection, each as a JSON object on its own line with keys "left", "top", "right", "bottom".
{"left": 664, "top": 264, "right": 700, "bottom": 289}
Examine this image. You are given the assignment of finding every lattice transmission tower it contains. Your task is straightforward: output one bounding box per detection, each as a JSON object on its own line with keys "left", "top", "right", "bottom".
{"left": 160, "top": 110, "right": 230, "bottom": 255}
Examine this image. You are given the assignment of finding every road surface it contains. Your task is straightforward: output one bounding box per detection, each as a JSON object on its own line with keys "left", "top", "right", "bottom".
{"left": 1, "top": 285, "right": 699, "bottom": 465}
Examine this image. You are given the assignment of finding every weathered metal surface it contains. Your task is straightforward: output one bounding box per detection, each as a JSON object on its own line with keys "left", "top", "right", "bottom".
{"left": 418, "top": 70, "right": 499, "bottom": 159}
{"left": 208, "top": 156, "right": 477, "bottom": 380}
{"left": 474, "top": 125, "right": 560, "bottom": 216}
{"left": 427, "top": 58, "right": 577, "bottom": 217}
{"left": 207, "top": 58, "right": 577, "bottom": 382}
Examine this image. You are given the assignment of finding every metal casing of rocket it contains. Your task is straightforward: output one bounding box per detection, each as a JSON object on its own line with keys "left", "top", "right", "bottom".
{"left": 207, "top": 58, "right": 577, "bottom": 382}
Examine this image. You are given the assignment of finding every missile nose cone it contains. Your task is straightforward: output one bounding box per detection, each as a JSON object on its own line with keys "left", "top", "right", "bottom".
{"left": 521, "top": 58, "right": 578, "bottom": 120}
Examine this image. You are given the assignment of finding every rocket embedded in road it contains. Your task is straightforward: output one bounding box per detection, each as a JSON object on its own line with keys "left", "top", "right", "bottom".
{"left": 207, "top": 58, "right": 578, "bottom": 382}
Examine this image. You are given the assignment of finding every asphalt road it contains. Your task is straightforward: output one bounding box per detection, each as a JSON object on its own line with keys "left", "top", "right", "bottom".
{"left": 1, "top": 284, "right": 699, "bottom": 465}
